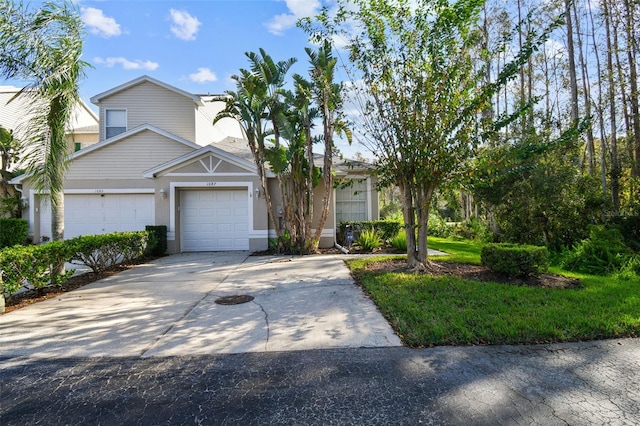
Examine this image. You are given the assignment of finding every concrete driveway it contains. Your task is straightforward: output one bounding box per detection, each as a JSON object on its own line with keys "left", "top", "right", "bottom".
{"left": 0, "top": 252, "right": 401, "bottom": 358}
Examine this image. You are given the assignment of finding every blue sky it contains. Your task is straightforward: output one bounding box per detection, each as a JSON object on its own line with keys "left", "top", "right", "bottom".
{"left": 77, "top": 0, "right": 324, "bottom": 103}
{"left": 2, "top": 0, "right": 367, "bottom": 158}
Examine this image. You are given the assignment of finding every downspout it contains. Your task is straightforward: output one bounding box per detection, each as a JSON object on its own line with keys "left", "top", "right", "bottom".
{"left": 332, "top": 184, "right": 349, "bottom": 254}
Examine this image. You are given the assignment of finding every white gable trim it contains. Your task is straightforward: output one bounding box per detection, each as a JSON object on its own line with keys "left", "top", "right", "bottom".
{"left": 90, "top": 75, "right": 204, "bottom": 106}
{"left": 143, "top": 144, "right": 260, "bottom": 178}
{"left": 72, "top": 124, "right": 200, "bottom": 160}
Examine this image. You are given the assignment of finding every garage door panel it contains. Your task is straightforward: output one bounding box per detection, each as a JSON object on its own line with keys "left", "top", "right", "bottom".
{"left": 39, "top": 194, "right": 154, "bottom": 240}
{"left": 181, "top": 189, "right": 249, "bottom": 251}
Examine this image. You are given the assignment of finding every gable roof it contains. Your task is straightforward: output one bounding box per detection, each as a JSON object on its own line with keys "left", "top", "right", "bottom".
{"left": 8, "top": 124, "right": 201, "bottom": 185}
{"left": 90, "top": 75, "right": 204, "bottom": 106}
{"left": 143, "top": 143, "right": 263, "bottom": 178}
{"left": 1, "top": 85, "right": 98, "bottom": 135}
{"left": 73, "top": 124, "right": 200, "bottom": 160}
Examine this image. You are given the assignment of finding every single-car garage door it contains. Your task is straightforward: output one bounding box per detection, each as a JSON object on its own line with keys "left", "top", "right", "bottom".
{"left": 39, "top": 193, "right": 154, "bottom": 240}
{"left": 181, "top": 189, "right": 249, "bottom": 251}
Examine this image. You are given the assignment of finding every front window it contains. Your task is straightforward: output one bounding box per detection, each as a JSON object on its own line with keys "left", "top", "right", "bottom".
{"left": 105, "top": 109, "right": 126, "bottom": 139}
{"left": 336, "top": 178, "right": 369, "bottom": 224}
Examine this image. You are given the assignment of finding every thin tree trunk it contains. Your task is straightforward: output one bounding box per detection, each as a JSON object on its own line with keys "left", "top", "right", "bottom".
{"left": 623, "top": 0, "right": 640, "bottom": 178}
{"left": 565, "top": 0, "right": 579, "bottom": 126}
{"left": 603, "top": 0, "right": 620, "bottom": 212}
{"left": 587, "top": 0, "right": 608, "bottom": 202}
{"left": 573, "top": 0, "right": 595, "bottom": 176}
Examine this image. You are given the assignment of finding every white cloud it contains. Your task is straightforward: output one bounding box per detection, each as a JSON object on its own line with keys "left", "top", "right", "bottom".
{"left": 94, "top": 57, "right": 159, "bottom": 71}
{"left": 266, "top": 0, "right": 321, "bottom": 35}
{"left": 169, "top": 9, "right": 201, "bottom": 41}
{"left": 189, "top": 67, "right": 217, "bottom": 83}
{"left": 81, "top": 7, "right": 121, "bottom": 38}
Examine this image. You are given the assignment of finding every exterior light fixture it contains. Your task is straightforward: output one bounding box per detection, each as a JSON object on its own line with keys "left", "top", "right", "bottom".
{"left": 159, "top": 188, "right": 167, "bottom": 199}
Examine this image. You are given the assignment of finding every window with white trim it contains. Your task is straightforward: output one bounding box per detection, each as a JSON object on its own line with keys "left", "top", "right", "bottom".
{"left": 105, "top": 109, "right": 126, "bottom": 139}
{"left": 336, "top": 178, "right": 368, "bottom": 224}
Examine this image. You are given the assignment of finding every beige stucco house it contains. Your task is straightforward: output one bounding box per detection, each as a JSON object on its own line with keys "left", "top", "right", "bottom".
{"left": 10, "top": 76, "right": 378, "bottom": 253}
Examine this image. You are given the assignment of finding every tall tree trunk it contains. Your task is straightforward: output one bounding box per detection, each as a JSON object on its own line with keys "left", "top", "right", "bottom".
{"left": 573, "top": 0, "right": 595, "bottom": 176}
{"left": 623, "top": 0, "right": 640, "bottom": 178}
{"left": 565, "top": 0, "right": 579, "bottom": 126}
{"left": 603, "top": 0, "right": 620, "bottom": 212}
{"left": 587, "top": 0, "right": 608, "bottom": 202}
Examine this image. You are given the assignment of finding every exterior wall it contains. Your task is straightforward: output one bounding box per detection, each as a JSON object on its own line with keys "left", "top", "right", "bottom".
{"left": 66, "top": 130, "right": 195, "bottom": 180}
{"left": 66, "top": 132, "right": 99, "bottom": 153}
{"left": 97, "top": 81, "right": 196, "bottom": 142}
{"left": 154, "top": 175, "right": 267, "bottom": 254}
{"left": 195, "top": 98, "right": 245, "bottom": 145}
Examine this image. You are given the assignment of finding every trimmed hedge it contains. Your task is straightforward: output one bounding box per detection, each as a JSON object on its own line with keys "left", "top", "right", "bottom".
{"left": 338, "top": 220, "right": 402, "bottom": 244}
{"left": 68, "top": 232, "right": 149, "bottom": 274}
{"left": 145, "top": 225, "right": 167, "bottom": 256}
{"left": 0, "top": 218, "right": 28, "bottom": 248}
{"left": 481, "top": 243, "right": 549, "bottom": 277}
{"left": 1, "top": 231, "right": 149, "bottom": 297}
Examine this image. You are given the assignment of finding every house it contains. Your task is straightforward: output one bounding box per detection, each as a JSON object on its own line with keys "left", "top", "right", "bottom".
{"left": 0, "top": 85, "right": 100, "bottom": 156}
{"left": 1, "top": 85, "right": 99, "bottom": 217}
{"left": 10, "top": 76, "right": 379, "bottom": 252}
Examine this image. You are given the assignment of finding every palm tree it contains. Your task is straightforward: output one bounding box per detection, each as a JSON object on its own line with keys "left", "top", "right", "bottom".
{"left": 0, "top": 0, "right": 87, "bottom": 244}
{"left": 307, "top": 40, "right": 351, "bottom": 249}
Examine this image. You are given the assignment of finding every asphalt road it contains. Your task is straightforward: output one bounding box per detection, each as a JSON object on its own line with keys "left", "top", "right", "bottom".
{"left": 2, "top": 339, "right": 639, "bottom": 425}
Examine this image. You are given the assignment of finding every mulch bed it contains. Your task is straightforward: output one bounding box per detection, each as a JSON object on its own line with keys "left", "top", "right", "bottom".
{"left": 363, "top": 258, "right": 582, "bottom": 289}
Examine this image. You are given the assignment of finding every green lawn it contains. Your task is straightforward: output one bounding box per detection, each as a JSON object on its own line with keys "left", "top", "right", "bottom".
{"left": 347, "top": 237, "right": 640, "bottom": 347}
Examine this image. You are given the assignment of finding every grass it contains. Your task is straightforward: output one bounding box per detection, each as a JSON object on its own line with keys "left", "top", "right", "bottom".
{"left": 347, "top": 238, "right": 640, "bottom": 347}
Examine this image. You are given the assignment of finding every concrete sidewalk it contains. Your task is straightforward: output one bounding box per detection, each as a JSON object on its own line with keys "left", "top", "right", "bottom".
{"left": 0, "top": 252, "right": 401, "bottom": 358}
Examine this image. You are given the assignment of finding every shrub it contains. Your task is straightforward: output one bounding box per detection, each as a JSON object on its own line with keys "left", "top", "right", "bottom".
{"left": 145, "top": 225, "right": 167, "bottom": 256}
{"left": 453, "top": 217, "right": 492, "bottom": 242}
{"left": 0, "top": 242, "right": 75, "bottom": 297}
{"left": 561, "top": 225, "right": 631, "bottom": 275}
{"left": 338, "top": 220, "right": 401, "bottom": 244}
{"left": 0, "top": 218, "right": 28, "bottom": 248}
{"left": 390, "top": 231, "right": 408, "bottom": 251}
{"left": 481, "top": 243, "right": 549, "bottom": 277}
{"left": 68, "top": 232, "right": 149, "bottom": 274}
{"left": 428, "top": 213, "right": 452, "bottom": 238}
{"left": 356, "top": 228, "right": 382, "bottom": 252}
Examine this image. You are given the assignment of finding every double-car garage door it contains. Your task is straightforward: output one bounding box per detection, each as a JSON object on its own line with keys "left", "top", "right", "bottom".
{"left": 38, "top": 189, "right": 250, "bottom": 251}
{"left": 39, "top": 193, "right": 154, "bottom": 240}
{"left": 181, "top": 189, "right": 249, "bottom": 251}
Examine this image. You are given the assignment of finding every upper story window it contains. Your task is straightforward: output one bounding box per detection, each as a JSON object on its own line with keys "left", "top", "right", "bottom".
{"left": 105, "top": 109, "right": 126, "bottom": 139}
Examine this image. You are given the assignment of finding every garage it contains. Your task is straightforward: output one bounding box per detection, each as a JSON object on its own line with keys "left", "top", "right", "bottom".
{"left": 180, "top": 189, "right": 249, "bottom": 251}
{"left": 39, "top": 193, "right": 155, "bottom": 240}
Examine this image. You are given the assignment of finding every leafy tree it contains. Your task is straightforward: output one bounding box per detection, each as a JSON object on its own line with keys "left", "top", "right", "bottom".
{"left": 216, "top": 44, "right": 348, "bottom": 253}
{"left": 305, "top": 0, "right": 558, "bottom": 268}
{"left": 0, "top": 126, "right": 23, "bottom": 217}
{"left": 0, "top": 0, "right": 87, "bottom": 244}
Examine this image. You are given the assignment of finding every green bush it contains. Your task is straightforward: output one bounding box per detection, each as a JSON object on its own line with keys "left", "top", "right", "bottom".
{"left": 68, "top": 232, "right": 149, "bottom": 274}
{"left": 356, "top": 228, "right": 382, "bottom": 252}
{"left": 0, "top": 218, "right": 28, "bottom": 248}
{"left": 561, "top": 225, "right": 631, "bottom": 275}
{"left": 481, "top": 243, "right": 549, "bottom": 277}
{"left": 338, "top": 220, "right": 401, "bottom": 244}
{"left": 0, "top": 231, "right": 149, "bottom": 298}
{"left": 0, "top": 242, "right": 75, "bottom": 297}
{"left": 428, "top": 213, "right": 452, "bottom": 238}
{"left": 145, "top": 225, "right": 167, "bottom": 256}
{"left": 390, "top": 231, "right": 408, "bottom": 251}
{"left": 453, "top": 217, "right": 492, "bottom": 241}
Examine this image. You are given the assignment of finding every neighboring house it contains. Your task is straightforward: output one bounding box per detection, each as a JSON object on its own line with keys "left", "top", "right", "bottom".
{"left": 1, "top": 85, "right": 99, "bottom": 218}
{"left": 0, "top": 85, "right": 100, "bottom": 157}
{"left": 10, "top": 76, "right": 378, "bottom": 252}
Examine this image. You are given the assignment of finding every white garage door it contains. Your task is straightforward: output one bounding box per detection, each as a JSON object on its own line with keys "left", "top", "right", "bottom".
{"left": 181, "top": 189, "right": 249, "bottom": 251}
{"left": 39, "top": 193, "right": 154, "bottom": 240}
